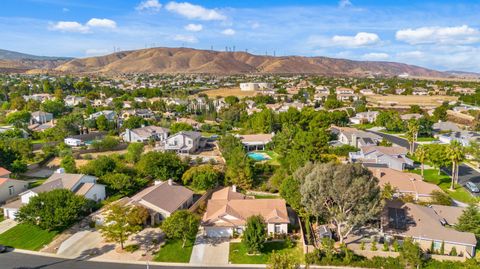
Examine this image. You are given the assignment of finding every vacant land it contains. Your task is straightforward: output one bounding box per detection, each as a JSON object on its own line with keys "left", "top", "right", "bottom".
{"left": 201, "top": 87, "right": 258, "bottom": 98}
{"left": 0, "top": 223, "right": 58, "bottom": 250}
{"left": 367, "top": 94, "right": 458, "bottom": 108}
{"left": 229, "top": 241, "right": 303, "bottom": 264}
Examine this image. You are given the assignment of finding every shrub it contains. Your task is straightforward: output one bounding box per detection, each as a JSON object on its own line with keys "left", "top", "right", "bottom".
{"left": 449, "top": 247, "right": 457, "bottom": 256}
{"left": 360, "top": 241, "right": 365, "bottom": 250}
{"left": 124, "top": 244, "right": 140, "bottom": 253}
{"left": 370, "top": 240, "right": 378, "bottom": 251}
{"left": 383, "top": 241, "right": 389, "bottom": 252}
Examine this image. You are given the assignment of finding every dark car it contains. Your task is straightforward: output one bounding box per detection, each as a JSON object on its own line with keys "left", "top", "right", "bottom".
{"left": 465, "top": 181, "right": 480, "bottom": 193}
{"left": 0, "top": 245, "right": 6, "bottom": 253}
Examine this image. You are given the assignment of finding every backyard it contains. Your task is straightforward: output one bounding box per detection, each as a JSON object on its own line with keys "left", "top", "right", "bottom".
{"left": 229, "top": 240, "right": 304, "bottom": 264}
{"left": 412, "top": 169, "right": 478, "bottom": 203}
{"left": 153, "top": 238, "right": 195, "bottom": 263}
{"left": 0, "top": 223, "right": 58, "bottom": 250}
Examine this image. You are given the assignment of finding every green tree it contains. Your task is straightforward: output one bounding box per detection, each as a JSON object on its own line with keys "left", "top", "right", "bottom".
{"left": 5, "top": 111, "right": 31, "bottom": 127}
{"left": 121, "top": 116, "right": 147, "bottom": 130}
{"left": 161, "top": 210, "right": 199, "bottom": 248}
{"left": 415, "top": 145, "right": 427, "bottom": 176}
{"left": 242, "top": 215, "right": 267, "bottom": 254}
{"left": 279, "top": 176, "right": 302, "bottom": 212}
{"left": 224, "top": 96, "right": 239, "bottom": 106}
{"left": 446, "top": 141, "right": 465, "bottom": 190}
{"left": 60, "top": 154, "right": 77, "bottom": 173}
{"left": 169, "top": 122, "right": 194, "bottom": 134}
{"left": 95, "top": 115, "right": 110, "bottom": 131}
{"left": 298, "top": 162, "right": 382, "bottom": 243}
{"left": 80, "top": 155, "right": 117, "bottom": 177}
{"left": 101, "top": 173, "right": 136, "bottom": 195}
{"left": 16, "top": 189, "right": 91, "bottom": 231}
{"left": 219, "top": 135, "right": 254, "bottom": 189}
{"left": 91, "top": 136, "right": 120, "bottom": 151}
{"left": 99, "top": 204, "right": 148, "bottom": 249}
{"left": 430, "top": 190, "right": 452, "bottom": 206}
{"left": 125, "top": 143, "right": 144, "bottom": 163}
{"left": 136, "top": 151, "right": 187, "bottom": 180}
{"left": 455, "top": 204, "right": 480, "bottom": 239}
{"left": 267, "top": 251, "right": 300, "bottom": 269}
{"left": 424, "top": 144, "right": 451, "bottom": 175}
{"left": 181, "top": 164, "right": 221, "bottom": 190}
{"left": 405, "top": 120, "right": 419, "bottom": 153}
{"left": 399, "top": 237, "right": 423, "bottom": 269}
{"left": 40, "top": 99, "right": 66, "bottom": 117}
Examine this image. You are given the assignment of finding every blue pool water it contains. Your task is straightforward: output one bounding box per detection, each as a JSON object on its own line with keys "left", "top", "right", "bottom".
{"left": 247, "top": 152, "right": 270, "bottom": 161}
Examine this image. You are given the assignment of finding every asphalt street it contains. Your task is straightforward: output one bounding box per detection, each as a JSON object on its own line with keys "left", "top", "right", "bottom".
{"left": 0, "top": 251, "right": 263, "bottom": 269}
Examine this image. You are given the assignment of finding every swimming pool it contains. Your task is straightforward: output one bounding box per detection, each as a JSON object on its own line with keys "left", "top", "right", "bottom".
{"left": 247, "top": 152, "right": 271, "bottom": 161}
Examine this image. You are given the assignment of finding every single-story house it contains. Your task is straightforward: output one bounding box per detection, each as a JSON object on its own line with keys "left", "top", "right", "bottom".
{"left": 2, "top": 171, "right": 106, "bottom": 220}
{"left": 202, "top": 186, "right": 290, "bottom": 238}
{"left": 122, "top": 126, "right": 169, "bottom": 143}
{"left": 331, "top": 126, "right": 382, "bottom": 148}
{"left": 350, "top": 146, "right": 413, "bottom": 171}
{"left": 383, "top": 200, "right": 476, "bottom": 258}
{"left": 0, "top": 178, "right": 29, "bottom": 204}
{"left": 432, "top": 121, "right": 461, "bottom": 133}
{"left": 126, "top": 180, "right": 194, "bottom": 225}
{"left": 369, "top": 167, "right": 442, "bottom": 201}
{"left": 236, "top": 133, "right": 274, "bottom": 151}
{"left": 437, "top": 131, "right": 480, "bottom": 147}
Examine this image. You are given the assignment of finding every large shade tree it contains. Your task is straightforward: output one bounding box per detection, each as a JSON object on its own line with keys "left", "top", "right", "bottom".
{"left": 298, "top": 162, "right": 382, "bottom": 243}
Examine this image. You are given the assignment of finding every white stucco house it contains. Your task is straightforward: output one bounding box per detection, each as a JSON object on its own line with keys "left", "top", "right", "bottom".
{"left": 122, "top": 126, "right": 169, "bottom": 143}
{"left": 2, "top": 171, "right": 106, "bottom": 220}
{"left": 0, "top": 178, "right": 29, "bottom": 204}
{"left": 164, "top": 131, "right": 205, "bottom": 154}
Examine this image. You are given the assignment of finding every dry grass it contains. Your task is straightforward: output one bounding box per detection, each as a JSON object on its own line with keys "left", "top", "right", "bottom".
{"left": 367, "top": 94, "right": 457, "bottom": 107}
{"left": 200, "top": 87, "right": 258, "bottom": 98}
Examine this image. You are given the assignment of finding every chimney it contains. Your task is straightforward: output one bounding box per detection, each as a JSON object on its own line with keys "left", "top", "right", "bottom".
{"left": 231, "top": 185, "right": 237, "bottom": 193}
{"left": 168, "top": 179, "right": 173, "bottom": 186}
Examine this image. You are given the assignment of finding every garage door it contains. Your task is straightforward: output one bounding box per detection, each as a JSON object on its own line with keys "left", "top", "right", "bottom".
{"left": 205, "top": 227, "right": 232, "bottom": 238}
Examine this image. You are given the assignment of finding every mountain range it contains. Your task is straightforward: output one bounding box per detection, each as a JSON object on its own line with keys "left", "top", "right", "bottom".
{"left": 0, "top": 47, "right": 457, "bottom": 77}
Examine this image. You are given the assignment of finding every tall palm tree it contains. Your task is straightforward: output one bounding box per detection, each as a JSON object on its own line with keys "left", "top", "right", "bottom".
{"left": 406, "top": 120, "right": 419, "bottom": 153}
{"left": 415, "top": 145, "right": 427, "bottom": 177}
{"left": 446, "top": 140, "right": 465, "bottom": 191}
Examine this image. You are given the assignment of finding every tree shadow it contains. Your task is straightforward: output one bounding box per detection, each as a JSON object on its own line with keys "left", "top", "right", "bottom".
{"left": 75, "top": 243, "right": 115, "bottom": 260}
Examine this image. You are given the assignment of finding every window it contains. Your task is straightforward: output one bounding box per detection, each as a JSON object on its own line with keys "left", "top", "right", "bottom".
{"left": 274, "top": 224, "right": 282, "bottom": 234}
{"left": 433, "top": 241, "right": 442, "bottom": 251}
{"left": 8, "top": 186, "right": 14, "bottom": 196}
{"left": 93, "top": 194, "right": 97, "bottom": 201}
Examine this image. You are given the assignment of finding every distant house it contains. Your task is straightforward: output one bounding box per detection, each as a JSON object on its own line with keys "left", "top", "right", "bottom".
{"left": 360, "top": 89, "right": 375, "bottom": 95}
{"left": 126, "top": 180, "right": 194, "bottom": 225}
{"left": 331, "top": 126, "right": 382, "bottom": 148}
{"left": 164, "top": 131, "right": 205, "bottom": 154}
{"left": 64, "top": 95, "right": 86, "bottom": 107}
{"left": 437, "top": 131, "right": 480, "bottom": 147}
{"left": 412, "top": 88, "right": 428, "bottom": 95}
{"left": 383, "top": 200, "right": 476, "bottom": 258}
{"left": 23, "top": 93, "right": 53, "bottom": 103}
{"left": 240, "top": 82, "right": 273, "bottom": 91}
{"left": 350, "top": 146, "right": 413, "bottom": 171}
{"left": 122, "top": 126, "right": 169, "bottom": 143}
{"left": 64, "top": 137, "right": 84, "bottom": 147}
{"left": 30, "top": 111, "right": 53, "bottom": 124}
{"left": 236, "top": 133, "right": 274, "bottom": 151}
{"left": 0, "top": 178, "right": 28, "bottom": 204}
{"left": 400, "top": 113, "right": 423, "bottom": 121}
{"left": 433, "top": 121, "right": 461, "bottom": 133}
{"left": 121, "top": 109, "right": 155, "bottom": 120}
{"left": 28, "top": 121, "right": 55, "bottom": 132}
{"left": 202, "top": 186, "right": 290, "bottom": 238}
{"left": 2, "top": 171, "right": 106, "bottom": 220}
{"left": 369, "top": 167, "right": 441, "bottom": 201}
{"left": 350, "top": 111, "right": 379, "bottom": 124}
{"left": 88, "top": 110, "right": 116, "bottom": 121}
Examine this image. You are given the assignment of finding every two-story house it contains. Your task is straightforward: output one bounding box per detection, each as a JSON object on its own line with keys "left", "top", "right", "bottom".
{"left": 164, "top": 131, "right": 205, "bottom": 154}
{"left": 122, "top": 126, "right": 169, "bottom": 143}
{"left": 350, "top": 146, "right": 413, "bottom": 171}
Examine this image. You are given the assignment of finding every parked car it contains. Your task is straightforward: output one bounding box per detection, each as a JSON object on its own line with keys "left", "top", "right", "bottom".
{"left": 0, "top": 245, "right": 6, "bottom": 253}
{"left": 465, "top": 181, "right": 479, "bottom": 193}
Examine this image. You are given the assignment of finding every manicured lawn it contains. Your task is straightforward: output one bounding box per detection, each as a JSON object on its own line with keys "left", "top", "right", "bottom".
{"left": 263, "top": 150, "right": 280, "bottom": 166}
{"left": 252, "top": 194, "right": 280, "bottom": 199}
{"left": 416, "top": 137, "right": 437, "bottom": 142}
{"left": 412, "top": 169, "right": 478, "bottom": 203}
{"left": 0, "top": 223, "right": 58, "bottom": 250}
{"left": 229, "top": 241, "right": 304, "bottom": 264}
{"left": 154, "top": 239, "right": 195, "bottom": 263}
{"left": 28, "top": 179, "right": 47, "bottom": 189}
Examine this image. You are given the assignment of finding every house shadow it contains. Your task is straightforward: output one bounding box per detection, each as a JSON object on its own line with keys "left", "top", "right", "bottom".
{"left": 76, "top": 244, "right": 116, "bottom": 260}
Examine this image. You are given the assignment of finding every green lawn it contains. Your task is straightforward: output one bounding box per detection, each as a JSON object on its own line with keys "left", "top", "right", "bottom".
{"left": 28, "top": 179, "right": 47, "bottom": 189}
{"left": 0, "top": 223, "right": 58, "bottom": 250}
{"left": 229, "top": 241, "right": 304, "bottom": 264}
{"left": 416, "top": 137, "right": 437, "bottom": 142}
{"left": 154, "top": 239, "right": 195, "bottom": 263}
{"left": 252, "top": 194, "right": 280, "bottom": 199}
{"left": 263, "top": 150, "right": 280, "bottom": 166}
{"left": 412, "top": 169, "right": 478, "bottom": 203}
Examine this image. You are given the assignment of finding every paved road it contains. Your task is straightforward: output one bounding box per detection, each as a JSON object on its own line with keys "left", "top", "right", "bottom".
{"left": 0, "top": 251, "right": 261, "bottom": 269}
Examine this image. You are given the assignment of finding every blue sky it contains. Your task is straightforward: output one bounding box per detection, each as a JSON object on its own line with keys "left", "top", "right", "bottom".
{"left": 2, "top": 0, "right": 480, "bottom": 72}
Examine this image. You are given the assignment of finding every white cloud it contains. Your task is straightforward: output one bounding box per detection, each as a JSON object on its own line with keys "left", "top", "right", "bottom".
{"left": 184, "top": 23, "right": 203, "bottom": 32}
{"left": 396, "top": 25, "right": 480, "bottom": 45}
{"left": 62, "top": 8, "right": 69, "bottom": 12}
{"left": 86, "top": 18, "right": 117, "bottom": 29}
{"left": 332, "top": 32, "right": 380, "bottom": 47}
{"left": 50, "top": 18, "right": 117, "bottom": 33}
{"left": 50, "top": 21, "right": 89, "bottom": 33}
{"left": 136, "top": 0, "right": 162, "bottom": 12}
{"left": 250, "top": 22, "right": 260, "bottom": 29}
{"left": 362, "top": 52, "right": 389, "bottom": 60}
{"left": 173, "top": 34, "right": 198, "bottom": 43}
{"left": 397, "top": 51, "right": 424, "bottom": 59}
{"left": 85, "top": 48, "right": 111, "bottom": 56}
{"left": 339, "top": 0, "right": 352, "bottom": 8}
{"left": 165, "top": 2, "right": 226, "bottom": 21}
{"left": 221, "top": 28, "right": 235, "bottom": 36}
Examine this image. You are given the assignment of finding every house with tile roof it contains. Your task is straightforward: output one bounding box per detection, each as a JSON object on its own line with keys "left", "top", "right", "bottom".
{"left": 236, "top": 133, "right": 274, "bottom": 151}
{"left": 2, "top": 171, "right": 105, "bottom": 220}
{"left": 202, "top": 186, "right": 290, "bottom": 238}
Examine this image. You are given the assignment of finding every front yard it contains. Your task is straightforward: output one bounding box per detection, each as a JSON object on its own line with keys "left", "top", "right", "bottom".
{"left": 154, "top": 238, "right": 195, "bottom": 263}
{"left": 0, "top": 223, "right": 58, "bottom": 250}
{"left": 412, "top": 169, "right": 478, "bottom": 203}
{"left": 229, "top": 240, "right": 304, "bottom": 264}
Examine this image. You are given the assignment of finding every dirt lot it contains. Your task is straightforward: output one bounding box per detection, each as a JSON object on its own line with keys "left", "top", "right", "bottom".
{"left": 367, "top": 94, "right": 458, "bottom": 107}
{"left": 201, "top": 87, "right": 259, "bottom": 98}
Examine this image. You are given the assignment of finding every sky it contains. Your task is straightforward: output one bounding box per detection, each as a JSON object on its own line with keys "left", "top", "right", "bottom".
{"left": 1, "top": 0, "right": 480, "bottom": 72}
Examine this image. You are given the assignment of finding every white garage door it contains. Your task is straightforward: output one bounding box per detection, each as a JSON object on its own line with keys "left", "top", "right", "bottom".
{"left": 205, "top": 227, "right": 232, "bottom": 238}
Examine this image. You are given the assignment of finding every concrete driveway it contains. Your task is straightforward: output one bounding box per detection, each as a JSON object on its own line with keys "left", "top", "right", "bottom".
{"left": 0, "top": 219, "right": 17, "bottom": 234}
{"left": 57, "top": 230, "right": 103, "bottom": 258}
{"left": 190, "top": 236, "right": 230, "bottom": 265}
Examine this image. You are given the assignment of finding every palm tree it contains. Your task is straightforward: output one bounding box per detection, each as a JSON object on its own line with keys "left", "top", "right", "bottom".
{"left": 406, "top": 120, "right": 419, "bottom": 153}
{"left": 415, "top": 145, "right": 427, "bottom": 176}
{"left": 446, "top": 140, "right": 465, "bottom": 191}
